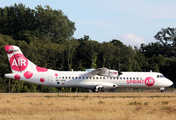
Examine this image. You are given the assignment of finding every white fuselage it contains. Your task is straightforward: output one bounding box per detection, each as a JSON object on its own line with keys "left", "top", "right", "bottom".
{"left": 4, "top": 45, "right": 173, "bottom": 91}
{"left": 5, "top": 69, "right": 173, "bottom": 90}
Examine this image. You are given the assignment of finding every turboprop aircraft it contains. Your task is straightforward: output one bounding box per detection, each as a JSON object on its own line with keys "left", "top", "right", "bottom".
{"left": 4, "top": 45, "right": 173, "bottom": 92}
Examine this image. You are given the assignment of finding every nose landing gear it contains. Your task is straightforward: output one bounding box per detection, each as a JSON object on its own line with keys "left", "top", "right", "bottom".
{"left": 160, "top": 87, "right": 164, "bottom": 92}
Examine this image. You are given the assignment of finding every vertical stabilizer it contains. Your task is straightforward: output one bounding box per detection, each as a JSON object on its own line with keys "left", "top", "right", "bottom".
{"left": 5, "top": 45, "right": 36, "bottom": 73}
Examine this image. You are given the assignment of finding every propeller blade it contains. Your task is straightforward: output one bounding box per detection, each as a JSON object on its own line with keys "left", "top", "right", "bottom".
{"left": 118, "top": 64, "right": 122, "bottom": 76}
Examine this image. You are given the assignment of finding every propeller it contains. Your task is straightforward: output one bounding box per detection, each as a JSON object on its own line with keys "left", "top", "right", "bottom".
{"left": 118, "top": 64, "right": 122, "bottom": 76}
{"left": 113, "top": 64, "right": 117, "bottom": 70}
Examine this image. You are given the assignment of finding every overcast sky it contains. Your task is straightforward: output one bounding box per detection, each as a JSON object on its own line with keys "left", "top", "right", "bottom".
{"left": 1, "top": 0, "right": 176, "bottom": 47}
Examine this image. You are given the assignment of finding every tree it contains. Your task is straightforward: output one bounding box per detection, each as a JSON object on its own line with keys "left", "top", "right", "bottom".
{"left": 65, "top": 38, "right": 79, "bottom": 71}
{"left": 0, "top": 3, "right": 36, "bottom": 43}
{"left": 76, "top": 36, "right": 101, "bottom": 69}
{"left": 154, "top": 27, "right": 176, "bottom": 57}
{"left": 134, "top": 46, "right": 149, "bottom": 71}
{"left": 35, "top": 5, "right": 76, "bottom": 42}
{"left": 0, "top": 34, "right": 16, "bottom": 92}
{"left": 0, "top": 3, "right": 76, "bottom": 43}
{"left": 154, "top": 27, "right": 176, "bottom": 46}
{"left": 100, "top": 42, "right": 115, "bottom": 68}
{"left": 139, "top": 42, "right": 164, "bottom": 58}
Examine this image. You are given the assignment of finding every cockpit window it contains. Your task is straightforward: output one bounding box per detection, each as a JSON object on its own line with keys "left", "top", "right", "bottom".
{"left": 157, "top": 75, "right": 165, "bottom": 78}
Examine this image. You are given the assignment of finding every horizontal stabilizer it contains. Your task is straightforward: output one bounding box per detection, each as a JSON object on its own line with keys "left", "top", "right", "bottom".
{"left": 5, "top": 73, "right": 18, "bottom": 79}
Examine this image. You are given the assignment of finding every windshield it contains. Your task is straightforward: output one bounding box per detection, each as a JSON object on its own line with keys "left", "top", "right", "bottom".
{"left": 157, "top": 75, "right": 165, "bottom": 78}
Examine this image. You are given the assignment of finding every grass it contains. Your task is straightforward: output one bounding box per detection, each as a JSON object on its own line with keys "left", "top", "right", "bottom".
{"left": 0, "top": 92, "right": 176, "bottom": 120}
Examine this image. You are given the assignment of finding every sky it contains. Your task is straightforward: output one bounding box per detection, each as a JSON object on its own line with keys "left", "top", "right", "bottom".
{"left": 1, "top": 0, "right": 176, "bottom": 47}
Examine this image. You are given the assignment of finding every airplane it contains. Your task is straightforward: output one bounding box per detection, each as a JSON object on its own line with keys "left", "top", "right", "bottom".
{"left": 4, "top": 45, "right": 173, "bottom": 92}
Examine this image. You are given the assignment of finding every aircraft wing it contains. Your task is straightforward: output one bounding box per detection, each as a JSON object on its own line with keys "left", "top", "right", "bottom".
{"left": 88, "top": 68, "right": 108, "bottom": 76}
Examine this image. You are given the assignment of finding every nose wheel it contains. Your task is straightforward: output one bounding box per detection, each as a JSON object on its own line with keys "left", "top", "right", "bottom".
{"left": 160, "top": 87, "right": 164, "bottom": 92}
{"left": 160, "top": 90, "right": 164, "bottom": 92}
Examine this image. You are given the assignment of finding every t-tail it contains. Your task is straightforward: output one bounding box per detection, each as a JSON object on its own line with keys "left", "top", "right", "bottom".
{"left": 4, "top": 45, "right": 48, "bottom": 80}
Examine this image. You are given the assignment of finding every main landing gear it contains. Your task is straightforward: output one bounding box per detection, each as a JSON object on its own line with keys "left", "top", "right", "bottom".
{"left": 92, "top": 87, "right": 104, "bottom": 92}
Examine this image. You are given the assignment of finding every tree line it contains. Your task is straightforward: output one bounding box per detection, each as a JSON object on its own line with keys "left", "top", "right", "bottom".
{"left": 0, "top": 3, "right": 175, "bottom": 92}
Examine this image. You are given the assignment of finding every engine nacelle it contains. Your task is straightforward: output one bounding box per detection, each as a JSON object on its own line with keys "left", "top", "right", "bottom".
{"left": 86, "top": 68, "right": 122, "bottom": 77}
{"left": 99, "top": 70, "right": 118, "bottom": 77}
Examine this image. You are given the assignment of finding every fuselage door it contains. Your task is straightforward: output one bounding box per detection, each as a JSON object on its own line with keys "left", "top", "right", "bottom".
{"left": 48, "top": 76, "right": 52, "bottom": 84}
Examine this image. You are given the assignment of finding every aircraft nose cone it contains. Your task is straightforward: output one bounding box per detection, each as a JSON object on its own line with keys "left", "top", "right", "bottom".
{"left": 168, "top": 80, "right": 173, "bottom": 86}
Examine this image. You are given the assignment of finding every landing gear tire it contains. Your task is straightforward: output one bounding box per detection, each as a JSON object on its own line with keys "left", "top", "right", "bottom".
{"left": 98, "top": 87, "right": 101, "bottom": 92}
{"left": 92, "top": 89, "right": 96, "bottom": 92}
{"left": 92, "top": 87, "right": 101, "bottom": 92}
{"left": 160, "top": 90, "right": 164, "bottom": 92}
{"left": 160, "top": 87, "right": 164, "bottom": 92}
